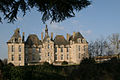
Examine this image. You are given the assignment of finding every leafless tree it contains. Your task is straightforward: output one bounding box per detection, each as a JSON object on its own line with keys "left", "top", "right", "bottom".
{"left": 108, "top": 33, "right": 120, "bottom": 54}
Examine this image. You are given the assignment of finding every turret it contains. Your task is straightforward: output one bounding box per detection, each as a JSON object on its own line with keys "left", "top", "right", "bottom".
{"left": 51, "top": 32, "right": 53, "bottom": 40}
{"left": 41, "top": 32, "right": 43, "bottom": 42}
{"left": 45, "top": 25, "right": 48, "bottom": 37}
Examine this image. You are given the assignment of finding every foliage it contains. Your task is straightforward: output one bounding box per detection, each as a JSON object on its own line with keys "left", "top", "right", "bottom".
{"left": 43, "top": 62, "right": 50, "bottom": 66}
{"left": 80, "top": 58, "right": 96, "bottom": 64}
{"left": 1, "top": 59, "right": 120, "bottom": 80}
{"left": 0, "top": 0, "right": 91, "bottom": 23}
{"left": 62, "top": 61, "right": 68, "bottom": 65}
{"left": 0, "top": 59, "right": 4, "bottom": 70}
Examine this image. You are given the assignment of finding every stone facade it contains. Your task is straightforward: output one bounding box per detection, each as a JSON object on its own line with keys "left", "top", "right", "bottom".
{"left": 7, "top": 25, "right": 88, "bottom": 66}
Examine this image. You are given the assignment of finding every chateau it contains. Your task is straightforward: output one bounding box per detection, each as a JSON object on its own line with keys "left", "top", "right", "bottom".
{"left": 7, "top": 25, "right": 88, "bottom": 66}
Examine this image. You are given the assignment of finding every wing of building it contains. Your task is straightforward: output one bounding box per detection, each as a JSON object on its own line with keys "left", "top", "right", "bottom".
{"left": 7, "top": 25, "right": 88, "bottom": 66}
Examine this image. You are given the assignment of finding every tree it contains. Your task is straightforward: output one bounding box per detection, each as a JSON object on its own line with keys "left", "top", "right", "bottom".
{"left": 108, "top": 33, "right": 120, "bottom": 54}
{"left": 88, "top": 41, "right": 95, "bottom": 58}
{"left": 0, "top": 0, "right": 91, "bottom": 23}
{"left": 2, "top": 59, "right": 7, "bottom": 65}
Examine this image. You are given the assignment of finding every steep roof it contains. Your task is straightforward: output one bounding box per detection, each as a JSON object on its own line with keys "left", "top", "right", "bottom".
{"left": 7, "top": 28, "right": 21, "bottom": 43}
{"left": 69, "top": 32, "right": 84, "bottom": 43}
{"left": 25, "top": 34, "right": 42, "bottom": 47}
{"left": 54, "top": 35, "right": 69, "bottom": 46}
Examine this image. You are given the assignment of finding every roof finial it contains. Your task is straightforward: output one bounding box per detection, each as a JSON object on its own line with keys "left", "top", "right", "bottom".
{"left": 45, "top": 24, "right": 48, "bottom": 37}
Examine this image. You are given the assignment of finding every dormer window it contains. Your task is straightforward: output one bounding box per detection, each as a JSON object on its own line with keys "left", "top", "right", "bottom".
{"left": 19, "top": 38, "right": 22, "bottom": 43}
{"left": 48, "top": 40, "right": 50, "bottom": 43}
{"left": 12, "top": 39, "right": 14, "bottom": 42}
{"left": 77, "top": 38, "right": 81, "bottom": 43}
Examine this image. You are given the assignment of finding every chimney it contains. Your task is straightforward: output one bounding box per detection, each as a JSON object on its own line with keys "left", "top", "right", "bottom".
{"left": 22, "top": 32, "right": 25, "bottom": 42}
{"left": 66, "top": 33, "right": 70, "bottom": 41}
{"left": 51, "top": 32, "right": 53, "bottom": 40}
{"left": 41, "top": 32, "right": 43, "bottom": 42}
{"left": 73, "top": 32, "right": 75, "bottom": 38}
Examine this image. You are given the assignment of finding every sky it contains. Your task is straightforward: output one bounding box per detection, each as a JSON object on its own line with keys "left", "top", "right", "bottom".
{"left": 0, "top": 0, "right": 120, "bottom": 59}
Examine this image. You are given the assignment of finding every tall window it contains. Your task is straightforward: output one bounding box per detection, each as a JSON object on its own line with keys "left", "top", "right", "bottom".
{"left": 48, "top": 52, "right": 50, "bottom": 57}
{"left": 78, "top": 38, "right": 81, "bottom": 43}
{"left": 55, "top": 54, "right": 57, "bottom": 60}
{"left": 11, "top": 45, "right": 14, "bottom": 52}
{"left": 39, "top": 55, "right": 41, "bottom": 60}
{"left": 19, "top": 54, "right": 21, "bottom": 61}
{"left": 61, "top": 47, "right": 63, "bottom": 52}
{"left": 32, "top": 55, "right": 35, "bottom": 60}
{"left": 84, "top": 46, "right": 86, "bottom": 51}
{"left": 78, "top": 46, "right": 80, "bottom": 51}
{"left": 67, "top": 54, "right": 69, "bottom": 60}
{"left": 32, "top": 48, "right": 36, "bottom": 53}
{"left": 61, "top": 54, "right": 63, "bottom": 60}
{"left": 48, "top": 44, "right": 50, "bottom": 49}
{"left": 67, "top": 47, "right": 69, "bottom": 52}
{"left": 39, "top": 48, "right": 41, "bottom": 53}
{"left": 55, "top": 47, "right": 57, "bottom": 52}
{"left": 19, "top": 45, "right": 21, "bottom": 52}
{"left": 11, "top": 54, "right": 14, "bottom": 61}
{"left": 79, "top": 53, "right": 80, "bottom": 59}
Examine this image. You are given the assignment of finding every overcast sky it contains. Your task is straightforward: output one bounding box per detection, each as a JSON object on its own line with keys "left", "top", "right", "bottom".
{"left": 0, "top": 0, "right": 120, "bottom": 59}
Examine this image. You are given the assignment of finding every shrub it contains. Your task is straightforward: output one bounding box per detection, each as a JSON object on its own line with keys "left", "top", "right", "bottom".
{"left": 43, "top": 62, "right": 50, "bottom": 66}
{"left": 62, "top": 61, "right": 68, "bottom": 65}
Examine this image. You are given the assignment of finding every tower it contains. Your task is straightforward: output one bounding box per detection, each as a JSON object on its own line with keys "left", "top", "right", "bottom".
{"left": 7, "top": 28, "right": 25, "bottom": 66}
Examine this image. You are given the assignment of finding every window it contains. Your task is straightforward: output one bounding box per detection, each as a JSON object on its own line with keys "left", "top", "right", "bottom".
{"left": 79, "top": 53, "right": 80, "bottom": 59}
{"left": 55, "top": 47, "right": 57, "bottom": 52}
{"left": 61, "top": 54, "right": 63, "bottom": 60}
{"left": 61, "top": 47, "right": 63, "bottom": 52}
{"left": 48, "top": 52, "right": 50, "bottom": 57}
{"left": 19, "top": 45, "right": 21, "bottom": 52}
{"left": 67, "top": 47, "right": 69, "bottom": 52}
{"left": 84, "top": 46, "right": 86, "bottom": 51}
{"left": 78, "top": 46, "right": 80, "bottom": 51}
{"left": 48, "top": 44, "right": 50, "bottom": 49}
{"left": 19, "top": 54, "right": 21, "bottom": 61}
{"left": 39, "top": 55, "right": 41, "bottom": 60}
{"left": 39, "top": 48, "right": 41, "bottom": 53}
{"left": 11, "top": 45, "right": 14, "bottom": 52}
{"left": 32, "top": 48, "right": 36, "bottom": 53}
{"left": 67, "top": 54, "right": 69, "bottom": 60}
{"left": 55, "top": 54, "right": 57, "bottom": 60}
{"left": 77, "top": 38, "right": 81, "bottom": 43}
{"left": 11, "top": 55, "right": 14, "bottom": 61}
{"left": 48, "top": 40, "right": 50, "bottom": 43}
{"left": 32, "top": 56, "right": 35, "bottom": 60}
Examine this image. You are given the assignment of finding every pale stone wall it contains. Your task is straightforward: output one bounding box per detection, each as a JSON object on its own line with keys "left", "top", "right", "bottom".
{"left": 8, "top": 28, "right": 88, "bottom": 66}
{"left": 8, "top": 43, "right": 25, "bottom": 66}
{"left": 25, "top": 38, "right": 88, "bottom": 65}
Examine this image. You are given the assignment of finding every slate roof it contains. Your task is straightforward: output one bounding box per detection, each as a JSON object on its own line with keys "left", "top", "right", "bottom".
{"left": 69, "top": 32, "right": 84, "bottom": 43}
{"left": 54, "top": 35, "right": 69, "bottom": 46}
{"left": 25, "top": 34, "right": 42, "bottom": 47}
{"left": 7, "top": 28, "right": 21, "bottom": 43}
